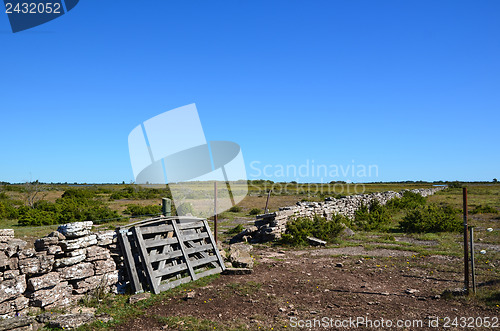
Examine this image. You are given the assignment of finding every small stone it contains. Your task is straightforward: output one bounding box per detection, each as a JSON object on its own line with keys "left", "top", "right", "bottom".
{"left": 405, "top": 289, "right": 419, "bottom": 295}
{"left": 48, "top": 313, "right": 95, "bottom": 329}
{"left": 48, "top": 231, "right": 66, "bottom": 240}
{"left": 128, "top": 292, "right": 151, "bottom": 304}
{"left": 335, "top": 263, "right": 344, "bottom": 268}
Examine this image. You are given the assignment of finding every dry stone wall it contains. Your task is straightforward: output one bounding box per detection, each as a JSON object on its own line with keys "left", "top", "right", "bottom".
{"left": 0, "top": 222, "right": 123, "bottom": 318}
{"left": 233, "top": 187, "right": 446, "bottom": 243}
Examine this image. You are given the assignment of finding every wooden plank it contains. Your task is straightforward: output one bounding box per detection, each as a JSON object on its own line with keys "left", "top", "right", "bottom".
{"left": 117, "top": 230, "right": 143, "bottom": 293}
{"left": 154, "top": 262, "right": 188, "bottom": 278}
{"left": 178, "top": 221, "right": 205, "bottom": 230}
{"left": 158, "top": 276, "right": 192, "bottom": 292}
{"left": 181, "top": 232, "right": 209, "bottom": 242}
{"left": 171, "top": 219, "right": 197, "bottom": 281}
{"left": 144, "top": 236, "right": 179, "bottom": 248}
{"left": 140, "top": 224, "right": 174, "bottom": 235}
{"left": 202, "top": 219, "right": 226, "bottom": 271}
{"left": 133, "top": 226, "right": 160, "bottom": 294}
{"left": 184, "top": 227, "right": 219, "bottom": 269}
{"left": 150, "top": 244, "right": 213, "bottom": 263}
{"left": 191, "top": 255, "right": 219, "bottom": 268}
{"left": 195, "top": 266, "right": 223, "bottom": 279}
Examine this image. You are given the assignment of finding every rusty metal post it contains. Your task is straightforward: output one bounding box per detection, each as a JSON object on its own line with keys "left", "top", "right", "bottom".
{"left": 214, "top": 181, "right": 218, "bottom": 243}
{"left": 264, "top": 190, "right": 271, "bottom": 214}
{"left": 470, "top": 227, "right": 476, "bottom": 294}
{"left": 463, "top": 187, "right": 469, "bottom": 293}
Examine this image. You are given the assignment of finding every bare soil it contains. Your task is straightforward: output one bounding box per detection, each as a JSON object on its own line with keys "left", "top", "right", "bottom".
{"left": 115, "top": 246, "right": 499, "bottom": 330}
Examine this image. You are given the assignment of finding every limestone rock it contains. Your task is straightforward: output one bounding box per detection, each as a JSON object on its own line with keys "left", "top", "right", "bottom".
{"left": 96, "top": 231, "right": 116, "bottom": 246}
{"left": 228, "top": 244, "right": 254, "bottom": 269}
{"left": 0, "top": 275, "right": 26, "bottom": 303}
{"left": 54, "top": 254, "right": 86, "bottom": 268}
{"left": 60, "top": 235, "right": 97, "bottom": 251}
{"left": 38, "top": 253, "right": 54, "bottom": 273}
{"left": 34, "top": 237, "right": 59, "bottom": 251}
{"left": 48, "top": 313, "right": 95, "bottom": 329}
{"left": 30, "top": 282, "right": 72, "bottom": 307}
{"left": 85, "top": 246, "right": 111, "bottom": 262}
{"left": 0, "top": 229, "right": 14, "bottom": 240}
{"left": 65, "top": 248, "right": 86, "bottom": 257}
{"left": 58, "top": 262, "right": 94, "bottom": 280}
{"left": 0, "top": 315, "right": 34, "bottom": 331}
{"left": 93, "top": 259, "right": 116, "bottom": 275}
{"left": 3, "top": 269, "right": 20, "bottom": 280}
{"left": 0, "top": 296, "right": 29, "bottom": 315}
{"left": 27, "top": 272, "right": 60, "bottom": 291}
{"left": 57, "top": 221, "right": 93, "bottom": 238}
{"left": 128, "top": 292, "right": 151, "bottom": 304}
{"left": 18, "top": 257, "right": 40, "bottom": 275}
{"left": 47, "top": 231, "right": 66, "bottom": 240}
{"left": 17, "top": 248, "right": 36, "bottom": 260}
{"left": 47, "top": 245, "right": 63, "bottom": 255}
{"left": 73, "top": 272, "right": 118, "bottom": 294}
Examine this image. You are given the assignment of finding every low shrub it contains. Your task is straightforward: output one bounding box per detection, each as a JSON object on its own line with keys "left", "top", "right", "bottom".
{"left": 399, "top": 204, "right": 462, "bottom": 233}
{"left": 471, "top": 204, "right": 498, "bottom": 214}
{"left": 280, "top": 214, "right": 345, "bottom": 246}
{"left": 353, "top": 200, "right": 391, "bottom": 231}
{"left": 17, "top": 188, "right": 122, "bottom": 226}
{"left": 386, "top": 191, "right": 426, "bottom": 210}
{"left": 228, "top": 206, "right": 242, "bottom": 213}
{"left": 0, "top": 200, "right": 19, "bottom": 219}
{"left": 123, "top": 204, "right": 162, "bottom": 217}
{"left": 249, "top": 208, "right": 261, "bottom": 215}
{"left": 225, "top": 224, "right": 244, "bottom": 234}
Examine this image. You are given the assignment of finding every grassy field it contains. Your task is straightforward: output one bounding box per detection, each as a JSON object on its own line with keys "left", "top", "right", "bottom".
{"left": 1, "top": 182, "right": 499, "bottom": 329}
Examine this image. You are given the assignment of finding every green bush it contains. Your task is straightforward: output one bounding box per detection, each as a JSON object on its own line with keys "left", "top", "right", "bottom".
{"left": 354, "top": 200, "right": 391, "bottom": 231}
{"left": 249, "top": 208, "right": 261, "bottom": 215}
{"left": 225, "top": 224, "right": 244, "bottom": 234}
{"left": 471, "top": 204, "right": 498, "bottom": 214}
{"left": 0, "top": 200, "right": 19, "bottom": 219}
{"left": 386, "top": 191, "right": 426, "bottom": 210}
{"left": 280, "top": 214, "right": 345, "bottom": 246}
{"left": 109, "top": 186, "right": 172, "bottom": 200}
{"left": 17, "top": 188, "right": 122, "bottom": 226}
{"left": 399, "top": 204, "right": 462, "bottom": 233}
{"left": 228, "top": 206, "right": 242, "bottom": 213}
{"left": 123, "top": 204, "right": 162, "bottom": 217}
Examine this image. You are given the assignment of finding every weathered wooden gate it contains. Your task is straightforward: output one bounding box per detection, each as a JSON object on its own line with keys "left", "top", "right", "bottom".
{"left": 117, "top": 216, "right": 225, "bottom": 294}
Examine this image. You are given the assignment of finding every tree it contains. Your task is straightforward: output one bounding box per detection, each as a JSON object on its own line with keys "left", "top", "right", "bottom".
{"left": 23, "top": 180, "right": 47, "bottom": 209}
{"left": 493, "top": 178, "right": 498, "bottom": 183}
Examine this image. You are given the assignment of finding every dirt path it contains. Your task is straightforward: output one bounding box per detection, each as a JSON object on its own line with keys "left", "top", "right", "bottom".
{"left": 115, "top": 246, "right": 498, "bottom": 330}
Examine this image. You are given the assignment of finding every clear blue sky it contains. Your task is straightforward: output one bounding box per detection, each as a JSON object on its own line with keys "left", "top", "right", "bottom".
{"left": 1, "top": 0, "right": 499, "bottom": 183}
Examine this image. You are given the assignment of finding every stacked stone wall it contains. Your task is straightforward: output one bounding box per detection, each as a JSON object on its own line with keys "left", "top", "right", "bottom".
{"left": 0, "top": 222, "right": 123, "bottom": 318}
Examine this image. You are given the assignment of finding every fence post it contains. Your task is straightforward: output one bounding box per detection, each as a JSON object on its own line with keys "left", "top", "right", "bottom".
{"left": 470, "top": 227, "right": 476, "bottom": 294}
{"left": 162, "top": 198, "right": 171, "bottom": 216}
{"left": 463, "top": 187, "right": 469, "bottom": 293}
